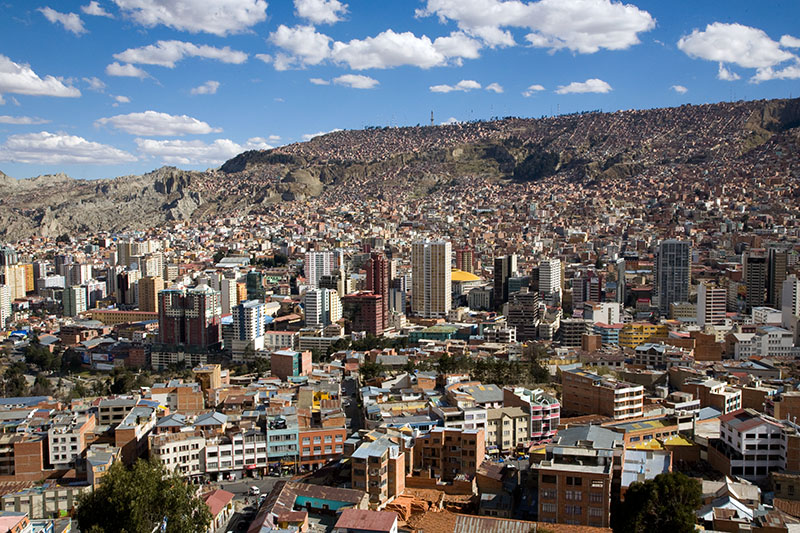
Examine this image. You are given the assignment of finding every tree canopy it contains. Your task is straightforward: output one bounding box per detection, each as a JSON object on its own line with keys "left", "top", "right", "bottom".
{"left": 613, "top": 472, "right": 701, "bottom": 533}
{"left": 76, "top": 458, "right": 211, "bottom": 533}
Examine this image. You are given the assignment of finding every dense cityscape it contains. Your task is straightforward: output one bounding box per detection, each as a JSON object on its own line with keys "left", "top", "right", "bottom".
{"left": 0, "top": 92, "right": 800, "bottom": 533}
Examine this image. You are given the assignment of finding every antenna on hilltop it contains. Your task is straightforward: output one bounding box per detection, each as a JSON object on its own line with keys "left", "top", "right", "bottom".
{"left": 431, "top": 110, "right": 434, "bottom": 126}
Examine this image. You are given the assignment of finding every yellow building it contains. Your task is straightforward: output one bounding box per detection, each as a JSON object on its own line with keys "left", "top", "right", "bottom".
{"left": 619, "top": 323, "right": 668, "bottom": 349}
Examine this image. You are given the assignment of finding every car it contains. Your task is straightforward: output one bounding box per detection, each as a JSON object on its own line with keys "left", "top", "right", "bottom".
{"left": 249, "top": 486, "right": 260, "bottom": 496}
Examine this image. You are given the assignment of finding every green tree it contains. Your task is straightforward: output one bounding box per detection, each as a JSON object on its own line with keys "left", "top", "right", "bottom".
{"left": 4, "top": 363, "right": 28, "bottom": 397}
{"left": 359, "top": 361, "right": 385, "bottom": 381}
{"left": 613, "top": 472, "right": 701, "bottom": 533}
{"left": 76, "top": 458, "right": 211, "bottom": 533}
{"left": 31, "top": 375, "right": 53, "bottom": 396}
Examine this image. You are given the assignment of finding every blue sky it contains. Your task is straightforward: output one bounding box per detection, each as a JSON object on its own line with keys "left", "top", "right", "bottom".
{"left": 0, "top": 0, "right": 798, "bottom": 180}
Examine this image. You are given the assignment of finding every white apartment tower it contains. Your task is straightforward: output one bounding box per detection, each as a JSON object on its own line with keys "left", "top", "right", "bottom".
{"left": 412, "top": 240, "right": 452, "bottom": 318}
{"left": 698, "top": 282, "right": 727, "bottom": 327}
{"left": 538, "top": 259, "right": 561, "bottom": 295}
{"left": 305, "top": 251, "right": 336, "bottom": 288}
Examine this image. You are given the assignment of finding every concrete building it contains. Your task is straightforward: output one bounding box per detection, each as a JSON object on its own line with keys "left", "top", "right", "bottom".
{"left": 62, "top": 285, "right": 87, "bottom": 317}
{"left": 561, "top": 369, "right": 644, "bottom": 420}
{"left": 138, "top": 275, "right": 163, "bottom": 313}
{"left": 485, "top": 407, "right": 529, "bottom": 453}
{"left": 539, "top": 259, "right": 561, "bottom": 298}
{"left": 503, "top": 387, "right": 560, "bottom": 443}
{"left": 493, "top": 254, "right": 517, "bottom": 310}
{"left": 744, "top": 249, "right": 768, "bottom": 310}
{"left": 271, "top": 349, "right": 312, "bottom": 381}
{"left": 304, "top": 288, "right": 342, "bottom": 328}
{"left": 411, "top": 240, "right": 452, "bottom": 318}
{"left": 306, "top": 251, "right": 336, "bottom": 288}
{"left": 537, "top": 425, "right": 623, "bottom": 528}
{"left": 708, "top": 409, "right": 785, "bottom": 482}
{"left": 47, "top": 413, "right": 96, "bottom": 469}
{"left": 351, "top": 436, "right": 406, "bottom": 509}
{"left": 413, "top": 427, "right": 485, "bottom": 482}
{"left": 656, "top": 239, "right": 690, "bottom": 314}
{"left": 698, "top": 282, "right": 727, "bottom": 327}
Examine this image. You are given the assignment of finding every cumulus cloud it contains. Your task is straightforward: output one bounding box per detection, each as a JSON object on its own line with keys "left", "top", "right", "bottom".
{"left": 522, "top": 83, "right": 545, "bottom": 96}
{"left": 678, "top": 23, "right": 795, "bottom": 69}
{"left": 106, "top": 62, "right": 150, "bottom": 78}
{"left": 83, "top": 76, "right": 106, "bottom": 91}
{"left": 752, "top": 62, "right": 800, "bottom": 82}
{"left": 0, "top": 131, "right": 136, "bottom": 164}
{"left": 294, "top": 0, "right": 347, "bottom": 24}
{"left": 555, "top": 78, "right": 612, "bottom": 94}
{"left": 114, "top": 95, "right": 130, "bottom": 103}
{"left": 440, "top": 117, "right": 460, "bottom": 125}
{"left": 0, "top": 55, "right": 81, "bottom": 97}
{"left": 309, "top": 77, "right": 330, "bottom": 85}
{"left": 485, "top": 82, "right": 503, "bottom": 93}
{"left": 112, "top": 0, "right": 268, "bottom": 36}
{"left": 135, "top": 137, "right": 271, "bottom": 165}
{"left": 39, "top": 7, "right": 87, "bottom": 35}
{"left": 781, "top": 35, "right": 800, "bottom": 49}
{"left": 671, "top": 84, "right": 688, "bottom": 94}
{"left": 95, "top": 110, "right": 221, "bottom": 136}
{"left": 269, "top": 26, "right": 482, "bottom": 70}
{"left": 82, "top": 1, "right": 114, "bottom": 17}
{"left": 0, "top": 115, "right": 50, "bottom": 125}
{"left": 269, "top": 25, "right": 333, "bottom": 70}
{"left": 302, "top": 128, "right": 342, "bottom": 141}
{"left": 114, "top": 41, "right": 248, "bottom": 68}
{"left": 717, "top": 63, "right": 740, "bottom": 81}
{"left": 417, "top": 0, "right": 655, "bottom": 52}
{"left": 190, "top": 80, "right": 220, "bottom": 95}
{"left": 332, "top": 74, "right": 379, "bottom": 89}
{"left": 429, "top": 79, "right": 481, "bottom": 93}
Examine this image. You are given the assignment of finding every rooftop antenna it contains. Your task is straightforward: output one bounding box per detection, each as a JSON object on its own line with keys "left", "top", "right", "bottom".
{"left": 430, "top": 110, "right": 434, "bottom": 126}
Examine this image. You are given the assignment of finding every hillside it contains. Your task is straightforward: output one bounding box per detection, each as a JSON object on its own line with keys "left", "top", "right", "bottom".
{"left": 1, "top": 97, "right": 799, "bottom": 240}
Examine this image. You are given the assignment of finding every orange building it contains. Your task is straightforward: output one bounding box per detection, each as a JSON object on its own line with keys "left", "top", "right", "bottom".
{"left": 412, "top": 427, "right": 485, "bottom": 482}
{"left": 351, "top": 436, "right": 407, "bottom": 509}
{"left": 561, "top": 369, "right": 644, "bottom": 420}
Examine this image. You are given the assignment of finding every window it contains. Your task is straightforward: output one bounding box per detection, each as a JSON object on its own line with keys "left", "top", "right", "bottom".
{"left": 589, "top": 507, "right": 603, "bottom": 517}
{"left": 590, "top": 492, "right": 603, "bottom": 503}
{"left": 542, "top": 503, "right": 557, "bottom": 513}
{"left": 591, "top": 480, "right": 604, "bottom": 489}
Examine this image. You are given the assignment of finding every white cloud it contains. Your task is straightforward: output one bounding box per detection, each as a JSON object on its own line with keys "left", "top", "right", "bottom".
{"left": 294, "top": 0, "right": 347, "bottom": 24}
{"left": 440, "top": 117, "right": 460, "bottom": 125}
{"left": 268, "top": 134, "right": 281, "bottom": 142}
{"left": 0, "top": 131, "right": 136, "bottom": 164}
{"left": 671, "top": 84, "right": 688, "bottom": 94}
{"left": 135, "top": 137, "right": 271, "bottom": 165}
{"left": 39, "top": 7, "right": 87, "bottom": 35}
{"left": 485, "top": 82, "right": 503, "bottom": 93}
{"left": 269, "top": 25, "right": 332, "bottom": 70}
{"left": 106, "top": 62, "right": 150, "bottom": 78}
{"left": 83, "top": 76, "right": 107, "bottom": 91}
{"left": 0, "top": 55, "right": 81, "bottom": 97}
{"left": 0, "top": 115, "right": 50, "bottom": 125}
{"left": 112, "top": 0, "right": 268, "bottom": 36}
{"left": 82, "top": 1, "right": 114, "bottom": 17}
{"left": 114, "top": 95, "right": 131, "bottom": 103}
{"left": 678, "top": 23, "right": 795, "bottom": 69}
{"left": 430, "top": 79, "right": 481, "bottom": 93}
{"left": 95, "top": 110, "right": 221, "bottom": 136}
{"left": 781, "top": 35, "right": 800, "bottom": 49}
{"left": 717, "top": 62, "right": 740, "bottom": 81}
{"left": 309, "top": 77, "right": 330, "bottom": 85}
{"left": 752, "top": 62, "right": 800, "bottom": 82}
{"left": 255, "top": 54, "right": 273, "bottom": 64}
{"left": 269, "top": 26, "right": 481, "bottom": 70}
{"left": 417, "top": 0, "right": 655, "bottom": 52}
{"left": 522, "top": 83, "right": 545, "bottom": 96}
{"left": 555, "top": 78, "right": 612, "bottom": 94}
{"left": 332, "top": 74, "right": 379, "bottom": 89}
{"left": 333, "top": 29, "right": 476, "bottom": 70}
{"left": 190, "top": 80, "right": 220, "bottom": 95}
{"left": 302, "top": 128, "right": 342, "bottom": 141}
{"left": 114, "top": 41, "right": 248, "bottom": 68}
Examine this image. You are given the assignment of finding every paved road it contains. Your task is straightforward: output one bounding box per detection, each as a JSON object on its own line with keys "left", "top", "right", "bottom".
{"left": 218, "top": 476, "right": 293, "bottom": 500}
{"left": 342, "top": 376, "right": 362, "bottom": 433}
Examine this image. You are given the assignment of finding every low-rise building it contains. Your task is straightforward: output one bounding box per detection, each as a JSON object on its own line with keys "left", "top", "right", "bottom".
{"left": 561, "top": 369, "right": 644, "bottom": 420}
{"left": 413, "top": 427, "right": 485, "bottom": 482}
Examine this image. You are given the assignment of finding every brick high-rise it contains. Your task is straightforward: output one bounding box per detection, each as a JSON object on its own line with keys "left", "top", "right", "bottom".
{"left": 158, "top": 285, "right": 221, "bottom": 349}
{"left": 365, "top": 252, "right": 389, "bottom": 328}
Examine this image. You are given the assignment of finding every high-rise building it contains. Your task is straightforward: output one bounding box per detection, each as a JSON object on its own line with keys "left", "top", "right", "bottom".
{"left": 455, "top": 247, "right": 475, "bottom": 274}
{"left": 615, "top": 258, "right": 626, "bottom": 305}
{"left": 411, "top": 240, "right": 452, "bottom": 318}
{"left": 138, "top": 276, "right": 164, "bottom": 313}
{"left": 0, "top": 284, "right": 11, "bottom": 328}
{"left": 0, "top": 245, "right": 17, "bottom": 268}
{"left": 116, "top": 269, "right": 141, "bottom": 307}
{"left": 232, "top": 300, "right": 268, "bottom": 341}
{"left": 768, "top": 247, "right": 789, "bottom": 309}
{"left": 342, "top": 292, "right": 384, "bottom": 336}
{"left": 84, "top": 279, "right": 107, "bottom": 309}
{"left": 744, "top": 249, "right": 768, "bottom": 310}
{"left": 305, "top": 251, "right": 336, "bottom": 288}
{"left": 158, "top": 285, "right": 222, "bottom": 349}
{"left": 697, "top": 282, "right": 727, "bottom": 327}
{"left": 220, "top": 278, "right": 238, "bottom": 315}
{"left": 245, "top": 270, "right": 266, "bottom": 301}
{"left": 303, "top": 288, "right": 342, "bottom": 327}
{"left": 538, "top": 259, "right": 561, "bottom": 296}
{"left": 573, "top": 269, "right": 603, "bottom": 309}
{"left": 506, "top": 289, "right": 540, "bottom": 341}
{"left": 65, "top": 264, "right": 92, "bottom": 287}
{"left": 365, "top": 252, "right": 389, "bottom": 329}
{"left": 655, "top": 240, "right": 691, "bottom": 314}
{"left": 493, "top": 254, "right": 517, "bottom": 310}
{"left": 63, "top": 286, "right": 87, "bottom": 317}
{"left": 782, "top": 276, "right": 800, "bottom": 330}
